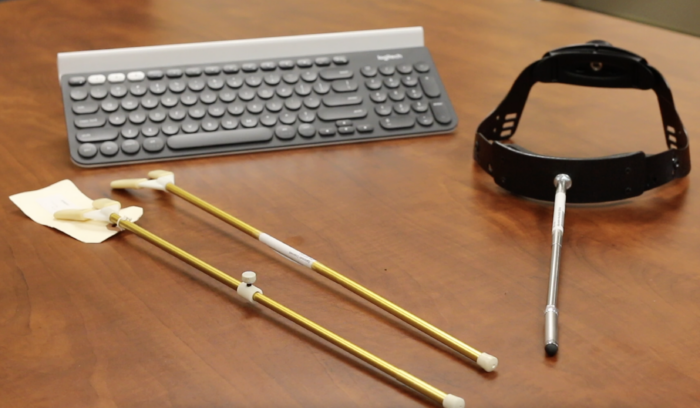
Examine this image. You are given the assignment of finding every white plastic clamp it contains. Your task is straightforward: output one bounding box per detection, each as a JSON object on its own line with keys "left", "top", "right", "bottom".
{"left": 236, "top": 271, "right": 263, "bottom": 302}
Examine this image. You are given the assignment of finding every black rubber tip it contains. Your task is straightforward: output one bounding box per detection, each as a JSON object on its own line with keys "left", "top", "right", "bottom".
{"left": 545, "top": 343, "right": 558, "bottom": 357}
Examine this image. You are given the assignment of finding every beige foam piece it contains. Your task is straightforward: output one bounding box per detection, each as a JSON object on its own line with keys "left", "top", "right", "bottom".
{"left": 111, "top": 178, "right": 148, "bottom": 189}
{"left": 9, "top": 180, "right": 143, "bottom": 244}
{"left": 147, "top": 170, "right": 173, "bottom": 179}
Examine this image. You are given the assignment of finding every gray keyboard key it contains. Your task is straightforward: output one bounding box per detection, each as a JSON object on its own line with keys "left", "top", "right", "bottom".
{"left": 402, "top": 75, "right": 418, "bottom": 87}
{"left": 202, "top": 119, "right": 219, "bottom": 132}
{"left": 208, "top": 104, "right": 226, "bottom": 117}
{"left": 219, "top": 90, "right": 236, "bottom": 102}
{"left": 374, "top": 104, "right": 392, "bottom": 116}
{"left": 204, "top": 66, "right": 221, "bottom": 75}
{"left": 162, "top": 123, "right": 180, "bottom": 135}
{"left": 121, "top": 126, "right": 139, "bottom": 138}
{"left": 303, "top": 96, "right": 321, "bottom": 109}
{"left": 276, "top": 86, "right": 293, "bottom": 98}
{"left": 266, "top": 99, "right": 283, "bottom": 112}
{"left": 223, "top": 64, "right": 240, "bottom": 74}
{"left": 169, "top": 80, "right": 186, "bottom": 93}
{"left": 283, "top": 73, "right": 299, "bottom": 84}
{"left": 361, "top": 66, "right": 377, "bottom": 77}
{"left": 143, "top": 137, "right": 165, "bottom": 152}
{"left": 412, "top": 100, "right": 429, "bottom": 113}
{"left": 296, "top": 58, "right": 313, "bottom": 68}
{"left": 280, "top": 112, "right": 296, "bottom": 124}
{"left": 260, "top": 114, "right": 277, "bottom": 127}
{"left": 247, "top": 102, "right": 264, "bottom": 114}
{"left": 168, "top": 128, "right": 273, "bottom": 149}
{"left": 241, "top": 116, "right": 258, "bottom": 128}
{"left": 109, "top": 112, "right": 127, "bottom": 126}
{"left": 295, "top": 83, "right": 312, "bottom": 96}
{"left": 365, "top": 78, "right": 382, "bottom": 90}
{"left": 320, "top": 68, "right": 353, "bottom": 81}
{"left": 298, "top": 110, "right": 316, "bottom": 123}
{"left": 323, "top": 94, "right": 362, "bottom": 107}
{"left": 141, "top": 95, "right": 159, "bottom": 109}
{"left": 239, "top": 89, "right": 256, "bottom": 101}
{"left": 332, "top": 56, "right": 348, "bottom": 65}
{"left": 147, "top": 70, "right": 164, "bottom": 79}
{"left": 394, "top": 102, "right": 410, "bottom": 114}
{"left": 315, "top": 57, "right": 331, "bottom": 66}
{"left": 121, "top": 139, "right": 140, "bottom": 154}
{"left": 245, "top": 75, "right": 263, "bottom": 87}
{"left": 397, "top": 64, "right": 413, "bottom": 74}
{"left": 185, "top": 67, "right": 202, "bottom": 77}
{"left": 72, "top": 101, "right": 99, "bottom": 114}
{"left": 101, "top": 99, "right": 119, "bottom": 112}
{"left": 389, "top": 89, "right": 405, "bottom": 101}
{"left": 166, "top": 69, "right": 183, "bottom": 78}
{"left": 188, "top": 79, "right": 205, "bottom": 92}
{"left": 221, "top": 117, "right": 239, "bottom": 129}
{"left": 180, "top": 93, "right": 198, "bottom": 106}
{"left": 338, "top": 126, "right": 355, "bottom": 135}
{"left": 130, "top": 83, "right": 147, "bottom": 96}
{"left": 336, "top": 120, "right": 352, "bottom": 127}
{"left": 379, "top": 115, "right": 415, "bottom": 129}
{"left": 200, "top": 90, "right": 217, "bottom": 104}
{"left": 189, "top": 106, "right": 206, "bottom": 119}
{"left": 129, "top": 111, "right": 146, "bottom": 124}
{"left": 74, "top": 115, "right": 106, "bottom": 129}
{"left": 207, "top": 78, "right": 224, "bottom": 90}
{"left": 121, "top": 97, "right": 139, "bottom": 110}
{"left": 68, "top": 76, "right": 86, "bottom": 86}
{"left": 227, "top": 77, "right": 243, "bottom": 88}
{"left": 417, "top": 114, "right": 434, "bottom": 126}
{"left": 384, "top": 77, "right": 400, "bottom": 89}
{"left": 242, "top": 63, "right": 257, "bottom": 72}
{"left": 70, "top": 88, "right": 88, "bottom": 101}
{"left": 275, "top": 125, "right": 296, "bottom": 140}
{"left": 110, "top": 85, "right": 127, "bottom": 98}
{"left": 407, "top": 88, "right": 423, "bottom": 100}
{"left": 285, "top": 97, "right": 302, "bottom": 111}
{"left": 419, "top": 75, "right": 440, "bottom": 98}
{"left": 260, "top": 61, "right": 276, "bottom": 71}
{"left": 414, "top": 62, "right": 430, "bottom": 73}
{"left": 313, "top": 82, "right": 330, "bottom": 94}
{"left": 264, "top": 74, "right": 281, "bottom": 86}
{"left": 357, "top": 123, "right": 374, "bottom": 133}
{"left": 78, "top": 143, "right": 97, "bottom": 158}
{"left": 182, "top": 121, "right": 199, "bottom": 133}
{"left": 301, "top": 71, "right": 318, "bottom": 82}
{"left": 430, "top": 101, "right": 452, "bottom": 124}
{"left": 318, "top": 107, "right": 368, "bottom": 121}
{"left": 149, "top": 82, "right": 167, "bottom": 95}
{"left": 278, "top": 60, "right": 294, "bottom": 69}
{"left": 370, "top": 91, "right": 387, "bottom": 103}
{"left": 76, "top": 128, "right": 118, "bottom": 143}
{"left": 169, "top": 108, "right": 187, "bottom": 121}
{"left": 332, "top": 80, "right": 358, "bottom": 93}
{"left": 318, "top": 126, "right": 336, "bottom": 137}
{"left": 149, "top": 109, "right": 167, "bottom": 122}
{"left": 161, "top": 94, "right": 179, "bottom": 107}
{"left": 298, "top": 124, "right": 315, "bottom": 138}
{"left": 100, "top": 141, "right": 119, "bottom": 156}
{"left": 142, "top": 125, "right": 159, "bottom": 137}
{"left": 257, "top": 88, "right": 274, "bottom": 99}
{"left": 228, "top": 102, "right": 245, "bottom": 115}
{"left": 379, "top": 65, "right": 395, "bottom": 75}
{"left": 90, "top": 86, "right": 108, "bottom": 99}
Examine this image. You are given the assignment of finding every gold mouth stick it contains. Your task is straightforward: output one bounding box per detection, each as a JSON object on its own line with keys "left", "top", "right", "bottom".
{"left": 111, "top": 171, "right": 498, "bottom": 372}
{"left": 54, "top": 200, "right": 466, "bottom": 408}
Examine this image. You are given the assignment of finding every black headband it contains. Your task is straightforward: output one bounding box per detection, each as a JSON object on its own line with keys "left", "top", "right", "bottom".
{"left": 473, "top": 40, "right": 691, "bottom": 203}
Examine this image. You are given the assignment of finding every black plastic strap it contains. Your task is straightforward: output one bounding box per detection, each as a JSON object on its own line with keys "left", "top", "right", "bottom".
{"left": 474, "top": 41, "right": 690, "bottom": 203}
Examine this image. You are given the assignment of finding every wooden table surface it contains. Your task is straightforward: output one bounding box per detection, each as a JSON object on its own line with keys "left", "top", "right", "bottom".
{"left": 2, "top": 0, "right": 699, "bottom": 406}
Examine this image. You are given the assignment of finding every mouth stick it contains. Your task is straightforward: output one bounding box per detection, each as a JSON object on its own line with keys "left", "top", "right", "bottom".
{"left": 111, "top": 170, "right": 498, "bottom": 372}
{"left": 54, "top": 203, "right": 466, "bottom": 408}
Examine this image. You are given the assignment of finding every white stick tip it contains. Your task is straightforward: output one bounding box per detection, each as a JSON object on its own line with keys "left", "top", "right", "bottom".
{"left": 148, "top": 170, "right": 174, "bottom": 179}
{"left": 477, "top": 352, "right": 498, "bottom": 372}
{"left": 443, "top": 394, "right": 465, "bottom": 408}
{"left": 111, "top": 178, "right": 148, "bottom": 189}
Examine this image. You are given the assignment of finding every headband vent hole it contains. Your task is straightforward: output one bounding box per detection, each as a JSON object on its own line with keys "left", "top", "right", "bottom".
{"left": 500, "top": 129, "right": 512, "bottom": 137}
{"left": 666, "top": 125, "right": 676, "bottom": 134}
{"left": 668, "top": 135, "right": 677, "bottom": 143}
{"left": 505, "top": 113, "right": 518, "bottom": 121}
{"left": 670, "top": 143, "right": 677, "bottom": 150}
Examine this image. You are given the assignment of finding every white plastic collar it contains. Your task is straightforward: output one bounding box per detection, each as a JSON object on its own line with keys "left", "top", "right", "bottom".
{"left": 139, "top": 174, "right": 175, "bottom": 191}
{"left": 84, "top": 205, "right": 121, "bottom": 222}
{"left": 236, "top": 271, "right": 263, "bottom": 302}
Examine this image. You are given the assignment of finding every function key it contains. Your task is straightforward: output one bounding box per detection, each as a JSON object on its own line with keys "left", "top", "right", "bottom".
{"left": 204, "top": 66, "right": 221, "bottom": 75}
{"left": 127, "top": 71, "right": 145, "bottom": 81}
{"left": 332, "top": 56, "right": 348, "bottom": 65}
{"left": 260, "top": 61, "right": 277, "bottom": 71}
{"left": 166, "top": 69, "right": 183, "bottom": 78}
{"left": 147, "top": 70, "right": 164, "bottom": 79}
{"left": 379, "top": 65, "right": 395, "bottom": 76}
{"left": 360, "top": 66, "right": 377, "bottom": 77}
{"left": 185, "top": 67, "right": 202, "bottom": 77}
{"left": 223, "top": 64, "right": 240, "bottom": 74}
{"left": 315, "top": 57, "right": 331, "bottom": 67}
{"left": 88, "top": 74, "right": 106, "bottom": 85}
{"left": 296, "top": 58, "right": 313, "bottom": 68}
{"left": 396, "top": 64, "right": 413, "bottom": 74}
{"left": 414, "top": 62, "right": 430, "bottom": 73}
{"left": 108, "top": 73, "right": 125, "bottom": 83}
{"left": 241, "top": 63, "right": 258, "bottom": 72}
{"left": 278, "top": 60, "right": 294, "bottom": 70}
{"left": 68, "top": 76, "right": 86, "bottom": 86}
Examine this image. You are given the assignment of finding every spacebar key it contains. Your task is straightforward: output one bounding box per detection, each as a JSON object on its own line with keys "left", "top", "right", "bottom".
{"left": 167, "top": 128, "right": 273, "bottom": 150}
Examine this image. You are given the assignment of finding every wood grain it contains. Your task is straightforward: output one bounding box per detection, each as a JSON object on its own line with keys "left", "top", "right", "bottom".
{"left": 1, "top": 0, "right": 699, "bottom": 406}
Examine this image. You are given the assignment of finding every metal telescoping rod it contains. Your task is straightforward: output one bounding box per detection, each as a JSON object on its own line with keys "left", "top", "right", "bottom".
{"left": 544, "top": 174, "right": 572, "bottom": 357}
{"left": 111, "top": 171, "right": 498, "bottom": 372}
{"left": 105, "top": 212, "right": 465, "bottom": 408}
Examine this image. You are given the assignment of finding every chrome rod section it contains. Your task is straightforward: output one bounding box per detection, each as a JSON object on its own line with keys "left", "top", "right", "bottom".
{"left": 544, "top": 174, "right": 571, "bottom": 357}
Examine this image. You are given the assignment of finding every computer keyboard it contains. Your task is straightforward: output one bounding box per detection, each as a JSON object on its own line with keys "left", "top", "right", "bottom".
{"left": 58, "top": 27, "right": 457, "bottom": 167}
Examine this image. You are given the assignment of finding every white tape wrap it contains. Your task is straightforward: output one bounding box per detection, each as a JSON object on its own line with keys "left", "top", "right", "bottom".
{"left": 237, "top": 284, "right": 262, "bottom": 302}
{"left": 259, "top": 233, "right": 316, "bottom": 268}
{"left": 552, "top": 191, "right": 566, "bottom": 234}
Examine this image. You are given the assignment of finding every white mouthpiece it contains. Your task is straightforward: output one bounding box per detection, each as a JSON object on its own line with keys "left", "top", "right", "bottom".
{"left": 442, "top": 394, "right": 465, "bottom": 408}
{"left": 477, "top": 352, "right": 498, "bottom": 372}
